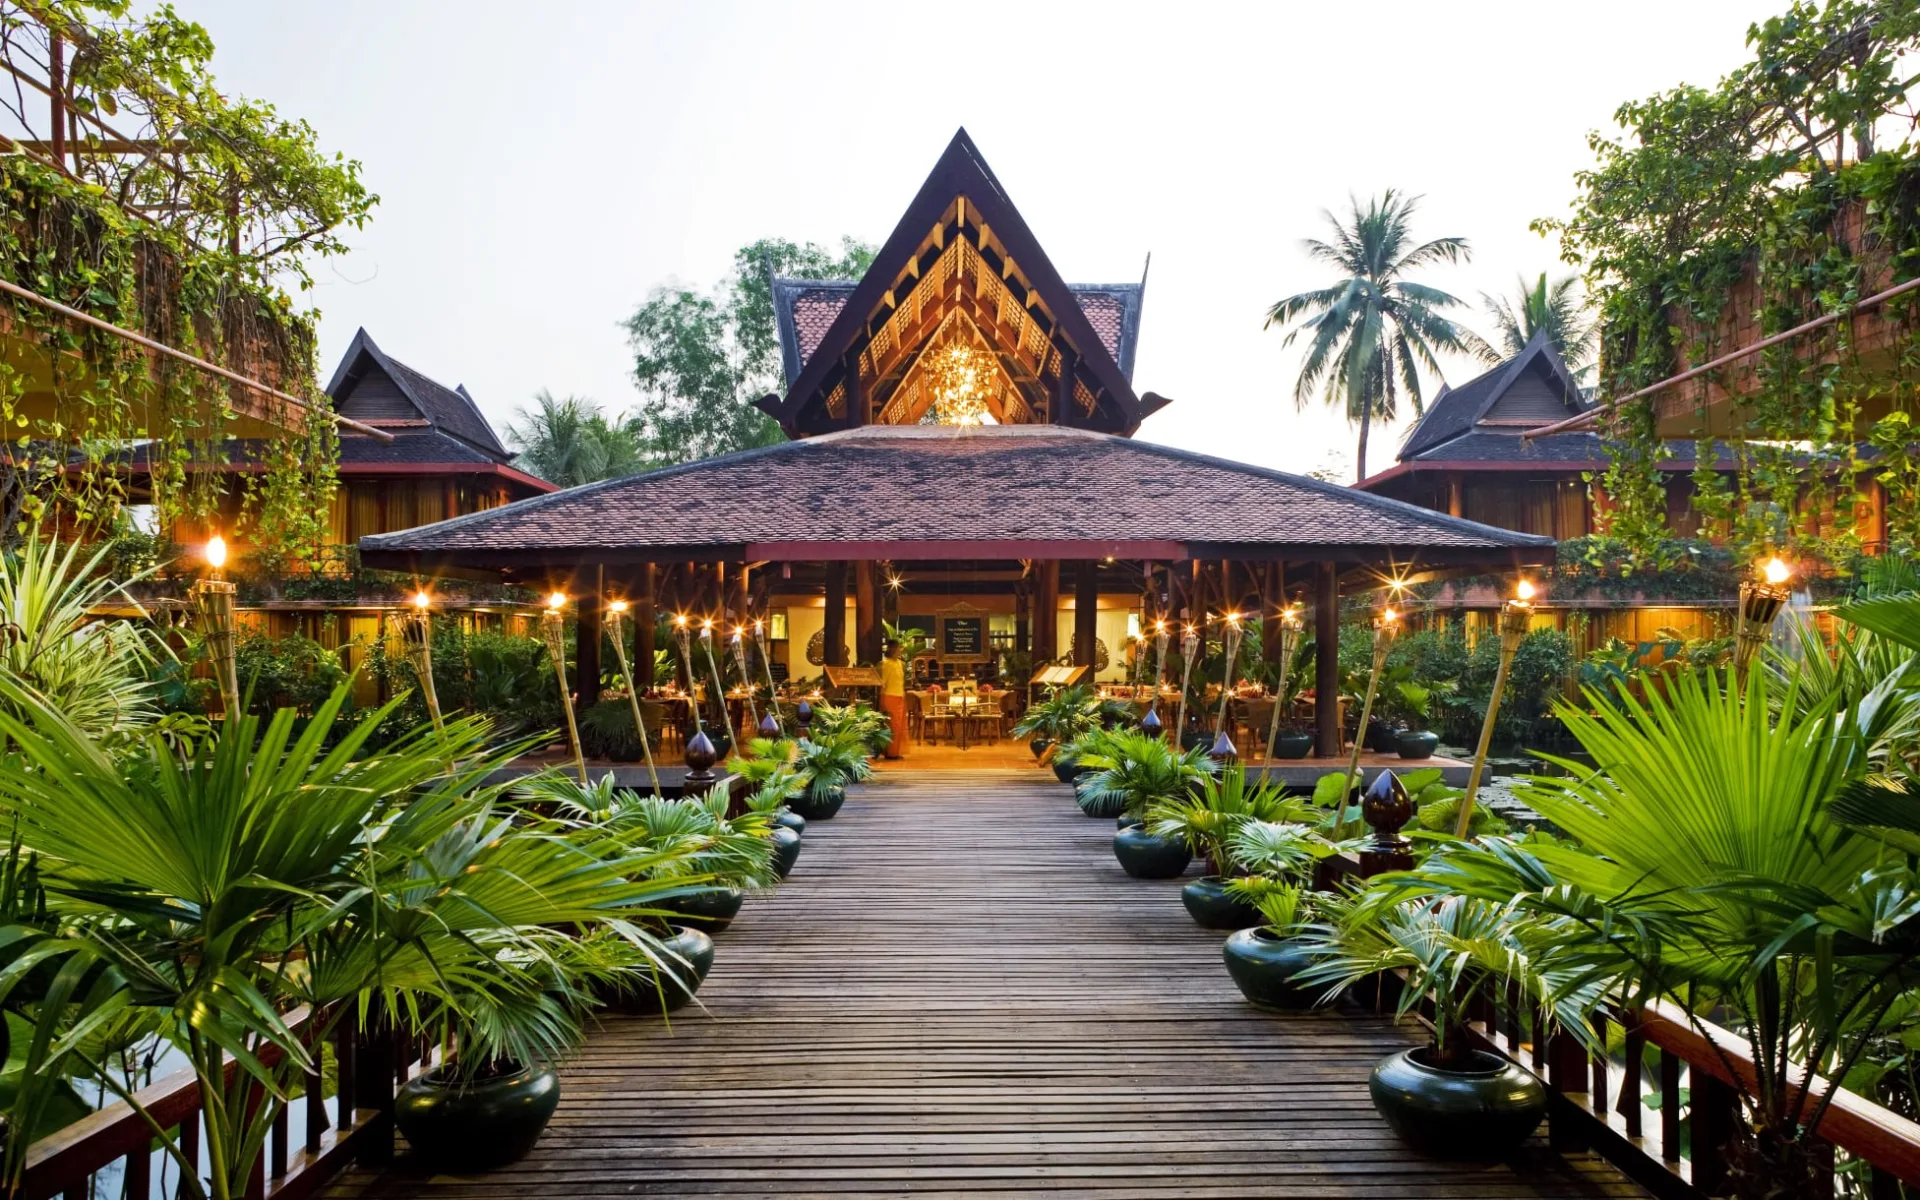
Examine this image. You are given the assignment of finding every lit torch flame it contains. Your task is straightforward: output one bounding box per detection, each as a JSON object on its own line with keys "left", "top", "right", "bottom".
{"left": 1516, "top": 579, "right": 1537, "bottom": 603}
{"left": 205, "top": 535, "right": 227, "bottom": 571}
{"left": 1764, "top": 557, "right": 1791, "bottom": 587}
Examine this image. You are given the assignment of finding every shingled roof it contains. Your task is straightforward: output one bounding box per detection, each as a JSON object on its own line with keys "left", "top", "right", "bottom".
{"left": 1394, "top": 333, "right": 1591, "bottom": 462}
{"left": 360, "top": 424, "right": 1552, "bottom": 576}
{"left": 771, "top": 277, "right": 1146, "bottom": 389}
{"left": 324, "top": 328, "right": 512, "bottom": 461}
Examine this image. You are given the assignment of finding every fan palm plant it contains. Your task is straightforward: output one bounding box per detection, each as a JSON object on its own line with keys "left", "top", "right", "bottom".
{"left": 507, "top": 389, "right": 641, "bottom": 487}
{"left": 1012, "top": 684, "right": 1100, "bottom": 751}
{"left": 1073, "top": 730, "right": 1215, "bottom": 819}
{"left": 1265, "top": 191, "right": 1474, "bottom": 481}
{"left": 1147, "top": 766, "right": 1312, "bottom": 873}
{"left": 1468, "top": 272, "right": 1596, "bottom": 381}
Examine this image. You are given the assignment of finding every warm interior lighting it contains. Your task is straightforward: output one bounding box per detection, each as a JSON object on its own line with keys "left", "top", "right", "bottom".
{"left": 929, "top": 343, "right": 990, "bottom": 425}
{"left": 205, "top": 534, "right": 227, "bottom": 570}
{"left": 609, "top": 599, "right": 629, "bottom": 615}
{"left": 546, "top": 592, "right": 567, "bottom": 611}
{"left": 1764, "top": 557, "right": 1791, "bottom": 586}
{"left": 411, "top": 590, "right": 431, "bottom": 610}
{"left": 1516, "top": 579, "right": 1537, "bottom": 602}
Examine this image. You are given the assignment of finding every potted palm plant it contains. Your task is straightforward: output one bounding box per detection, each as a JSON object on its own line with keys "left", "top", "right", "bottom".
{"left": 1073, "top": 730, "right": 1215, "bottom": 878}
{"left": 1220, "top": 881, "right": 1322, "bottom": 1009}
{"left": 791, "top": 730, "right": 872, "bottom": 820}
{"left": 1148, "top": 767, "right": 1309, "bottom": 929}
{"left": 1012, "top": 684, "right": 1098, "bottom": 768}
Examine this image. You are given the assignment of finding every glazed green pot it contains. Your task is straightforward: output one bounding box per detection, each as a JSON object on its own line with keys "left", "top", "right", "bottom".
{"left": 1115, "top": 813, "right": 1145, "bottom": 830}
{"left": 394, "top": 1062, "right": 560, "bottom": 1171}
{"left": 667, "top": 885, "right": 744, "bottom": 932}
{"left": 1182, "top": 876, "right": 1260, "bottom": 930}
{"left": 769, "top": 824, "right": 802, "bottom": 878}
{"left": 1222, "top": 927, "right": 1320, "bottom": 1009}
{"left": 1052, "top": 759, "right": 1083, "bottom": 784}
{"left": 1029, "top": 737, "right": 1052, "bottom": 760}
{"left": 1397, "top": 730, "right": 1441, "bottom": 761}
{"left": 1272, "top": 731, "right": 1314, "bottom": 759}
{"left": 608, "top": 925, "right": 714, "bottom": 1014}
{"left": 1369, "top": 1046, "right": 1548, "bottom": 1158}
{"left": 789, "top": 786, "right": 846, "bottom": 821}
{"left": 1363, "top": 718, "right": 1398, "bottom": 753}
{"left": 771, "top": 808, "right": 806, "bottom": 836}
{"left": 1112, "top": 826, "right": 1191, "bottom": 879}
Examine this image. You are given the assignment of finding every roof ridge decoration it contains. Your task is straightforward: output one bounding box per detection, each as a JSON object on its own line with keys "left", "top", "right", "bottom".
{"left": 324, "top": 328, "right": 511, "bottom": 463}
{"left": 758, "top": 129, "right": 1153, "bottom": 438}
{"left": 1394, "top": 333, "right": 1590, "bottom": 462}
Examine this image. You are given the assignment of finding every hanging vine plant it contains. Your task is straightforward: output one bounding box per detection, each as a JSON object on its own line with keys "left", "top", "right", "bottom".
{"left": 0, "top": 2, "right": 372, "bottom": 559}
{"left": 1541, "top": 0, "right": 1920, "bottom": 563}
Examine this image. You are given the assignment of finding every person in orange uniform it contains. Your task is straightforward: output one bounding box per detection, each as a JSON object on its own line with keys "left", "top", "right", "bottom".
{"left": 878, "top": 639, "right": 907, "bottom": 760}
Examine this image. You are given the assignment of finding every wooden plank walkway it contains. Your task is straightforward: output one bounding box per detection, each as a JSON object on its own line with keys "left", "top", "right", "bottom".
{"left": 328, "top": 769, "right": 1644, "bottom": 1199}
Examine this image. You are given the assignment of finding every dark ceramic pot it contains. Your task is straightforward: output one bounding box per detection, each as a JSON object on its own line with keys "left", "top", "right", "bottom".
{"left": 1272, "top": 730, "right": 1314, "bottom": 759}
{"left": 1363, "top": 718, "right": 1398, "bottom": 753}
{"left": 1052, "top": 759, "right": 1082, "bottom": 784}
{"left": 1368, "top": 1046, "right": 1548, "bottom": 1158}
{"left": 769, "top": 824, "right": 802, "bottom": 878}
{"left": 1181, "top": 729, "right": 1210, "bottom": 752}
{"left": 1222, "top": 927, "right": 1320, "bottom": 1009}
{"left": 394, "top": 1062, "right": 560, "bottom": 1171}
{"left": 1397, "top": 730, "right": 1440, "bottom": 760}
{"left": 1029, "top": 737, "right": 1052, "bottom": 760}
{"left": 789, "top": 786, "right": 846, "bottom": 821}
{"left": 1112, "top": 826, "right": 1192, "bottom": 879}
{"left": 771, "top": 808, "right": 806, "bottom": 836}
{"left": 607, "top": 925, "right": 713, "bottom": 1014}
{"left": 1182, "top": 876, "right": 1261, "bottom": 930}
{"left": 1115, "top": 813, "right": 1145, "bottom": 830}
{"left": 667, "top": 885, "right": 744, "bottom": 932}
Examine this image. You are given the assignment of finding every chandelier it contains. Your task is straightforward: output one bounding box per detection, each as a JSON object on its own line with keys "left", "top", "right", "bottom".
{"left": 929, "top": 343, "right": 991, "bottom": 426}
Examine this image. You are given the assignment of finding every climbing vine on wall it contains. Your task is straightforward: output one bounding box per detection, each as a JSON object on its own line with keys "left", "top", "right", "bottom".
{"left": 1540, "top": 0, "right": 1920, "bottom": 562}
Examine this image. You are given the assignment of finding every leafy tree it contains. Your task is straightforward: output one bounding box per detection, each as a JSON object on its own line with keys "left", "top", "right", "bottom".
{"left": 1470, "top": 272, "right": 1596, "bottom": 381}
{"left": 624, "top": 237, "right": 874, "bottom": 467}
{"left": 507, "top": 390, "right": 642, "bottom": 488}
{"left": 1264, "top": 192, "right": 1474, "bottom": 482}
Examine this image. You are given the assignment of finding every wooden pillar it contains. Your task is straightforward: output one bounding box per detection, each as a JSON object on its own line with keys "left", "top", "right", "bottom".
{"left": 1315, "top": 563, "right": 1341, "bottom": 758}
{"left": 1034, "top": 561, "right": 1060, "bottom": 664}
{"left": 1262, "top": 562, "right": 1286, "bottom": 662}
{"left": 854, "top": 561, "right": 881, "bottom": 664}
{"left": 1073, "top": 560, "right": 1099, "bottom": 668}
{"left": 1051, "top": 347, "right": 1078, "bottom": 425}
{"left": 1015, "top": 580, "right": 1030, "bottom": 654}
{"left": 577, "top": 567, "right": 602, "bottom": 708}
{"left": 823, "top": 562, "right": 848, "bottom": 668}
{"left": 635, "top": 563, "right": 657, "bottom": 691}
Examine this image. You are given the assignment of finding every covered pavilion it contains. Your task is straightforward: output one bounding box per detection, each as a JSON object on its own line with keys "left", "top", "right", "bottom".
{"left": 359, "top": 130, "right": 1551, "bottom": 760}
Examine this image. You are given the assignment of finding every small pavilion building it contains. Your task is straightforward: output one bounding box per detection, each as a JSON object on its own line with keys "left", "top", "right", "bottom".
{"left": 360, "top": 130, "right": 1551, "bottom": 760}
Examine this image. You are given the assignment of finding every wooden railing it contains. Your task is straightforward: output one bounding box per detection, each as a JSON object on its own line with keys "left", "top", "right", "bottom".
{"left": 1338, "top": 798, "right": 1920, "bottom": 1199}
{"left": 20, "top": 1007, "right": 433, "bottom": 1200}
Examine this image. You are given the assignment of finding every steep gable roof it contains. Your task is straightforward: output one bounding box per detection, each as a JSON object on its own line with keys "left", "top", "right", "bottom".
{"left": 760, "top": 130, "right": 1157, "bottom": 437}
{"left": 324, "top": 328, "right": 511, "bottom": 461}
{"left": 1395, "top": 333, "right": 1589, "bottom": 462}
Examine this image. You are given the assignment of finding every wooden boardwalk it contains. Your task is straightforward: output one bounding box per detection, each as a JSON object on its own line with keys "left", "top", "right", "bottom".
{"left": 329, "top": 770, "right": 1644, "bottom": 1199}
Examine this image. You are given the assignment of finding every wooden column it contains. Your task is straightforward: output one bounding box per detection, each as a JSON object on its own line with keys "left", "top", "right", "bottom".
{"left": 577, "top": 567, "right": 603, "bottom": 708}
{"left": 1015, "top": 580, "right": 1030, "bottom": 654}
{"left": 854, "top": 561, "right": 881, "bottom": 664}
{"left": 823, "top": 562, "right": 849, "bottom": 668}
{"left": 635, "top": 563, "right": 657, "bottom": 691}
{"left": 1051, "top": 347, "right": 1078, "bottom": 425}
{"left": 1262, "top": 562, "right": 1286, "bottom": 662}
{"left": 1073, "top": 560, "right": 1099, "bottom": 668}
{"left": 1034, "top": 561, "right": 1061, "bottom": 664}
{"left": 1314, "top": 562, "right": 1340, "bottom": 758}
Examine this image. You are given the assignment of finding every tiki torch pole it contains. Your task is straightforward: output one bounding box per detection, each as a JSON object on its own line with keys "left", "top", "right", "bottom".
{"left": 191, "top": 534, "right": 241, "bottom": 720}
{"left": 403, "top": 591, "right": 446, "bottom": 739}
{"left": 1733, "top": 557, "right": 1793, "bottom": 679}
{"left": 605, "top": 600, "right": 662, "bottom": 797}
{"left": 1173, "top": 622, "right": 1201, "bottom": 748}
{"left": 673, "top": 615, "right": 702, "bottom": 735}
{"left": 674, "top": 614, "right": 719, "bottom": 792}
{"left": 699, "top": 620, "right": 733, "bottom": 752}
{"left": 730, "top": 627, "right": 762, "bottom": 739}
{"left": 1334, "top": 607, "right": 1398, "bottom": 840}
{"left": 1454, "top": 582, "right": 1535, "bottom": 838}
{"left": 1263, "top": 606, "right": 1303, "bottom": 765}
{"left": 540, "top": 591, "right": 589, "bottom": 785}
{"left": 755, "top": 618, "right": 784, "bottom": 737}
{"left": 1210, "top": 613, "right": 1244, "bottom": 764}
{"left": 1141, "top": 619, "right": 1171, "bottom": 739}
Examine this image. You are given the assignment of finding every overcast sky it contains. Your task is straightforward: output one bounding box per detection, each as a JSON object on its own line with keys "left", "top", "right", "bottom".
{"left": 181, "top": 1, "right": 1778, "bottom": 479}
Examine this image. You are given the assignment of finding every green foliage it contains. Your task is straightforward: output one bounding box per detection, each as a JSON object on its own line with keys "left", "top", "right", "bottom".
{"left": 578, "top": 698, "right": 649, "bottom": 762}
{"left": 809, "top": 700, "right": 892, "bottom": 756}
{"left": 507, "top": 389, "right": 643, "bottom": 487}
{"left": 1146, "top": 766, "right": 1310, "bottom": 871}
{"left": 794, "top": 731, "right": 872, "bottom": 803}
{"left": 232, "top": 631, "right": 348, "bottom": 717}
{"left": 368, "top": 625, "right": 561, "bottom": 743}
{"left": 1265, "top": 190, "right": 1475, "bottom": 481}
{"left": 624, "top": 237, "right": 875, "bottom": 466}
{"left": 1012, "top": 684, "right": 1102, "bottom": 744}
{"left": 1073, "top": 730, "right": 1215, "bottom": 820}
{"left": 1541, "top": 0, "right": 1920, "bottom": 559}
{"left": 1470, "top": 272, "right": 1596, "bottom": 380}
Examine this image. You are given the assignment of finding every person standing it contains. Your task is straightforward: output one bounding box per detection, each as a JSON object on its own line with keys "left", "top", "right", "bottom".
{"left": 879, "top": 639, "right": 908, "bottom": 760}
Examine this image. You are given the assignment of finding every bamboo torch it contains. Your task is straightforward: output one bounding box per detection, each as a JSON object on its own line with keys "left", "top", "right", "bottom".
{"left": 604, "top": 599, "right": 662, "bottom": 796}
{"left": 1334, "top": 606, "right": 1398, "bottom": 839}
{"left": 192, "top": 533, "right": 240, "bottom": 720}
{"left": 540, "top": 591, "right": 589, "bottom": 784}
{"left": 1210, "top": 612, "right": 1244, "bottom": 763}
{"left": 1454, "top": 581, "right": 1535, "bottom": 838}
{"left": 1262, "top": 605, "right": 1304, "bottom": 765}
{"left": 1173, "top": 621, "right": 1201, "bottom": 747}
{"left": 1733, "top": 557, "right": 1793, "bottom": 678}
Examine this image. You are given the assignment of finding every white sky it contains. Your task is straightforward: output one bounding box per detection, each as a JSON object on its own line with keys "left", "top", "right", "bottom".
{"left": 179, "top": 0, "right": 1780, "bottom": 478}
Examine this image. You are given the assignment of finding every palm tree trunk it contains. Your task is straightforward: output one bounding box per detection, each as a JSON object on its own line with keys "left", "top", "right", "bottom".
{"left": 1354, "top": 406, "right": 1372, "bottom": 483}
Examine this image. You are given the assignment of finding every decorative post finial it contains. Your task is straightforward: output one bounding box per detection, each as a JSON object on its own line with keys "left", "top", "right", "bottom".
{"left": 1359, "top": 769, "right": 1415, "bottom": 876}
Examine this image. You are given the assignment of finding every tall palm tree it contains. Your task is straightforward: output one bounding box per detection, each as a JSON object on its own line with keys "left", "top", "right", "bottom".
{"left": 1472, "top": 272, "right": 1596, "bottom": 381}
{"left": 1266, "top": 192, "right": 1473, "bottom": 482}
{"left": 507, "top": 390, "right": 642, "bottom": 488}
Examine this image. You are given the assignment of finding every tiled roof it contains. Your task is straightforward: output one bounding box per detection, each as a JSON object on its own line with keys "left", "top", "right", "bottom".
{"left": 771, "top": 278, "right": 1144, "bottom": 388}
{"left": 118, "top": 431, "right": 554, "bottom": 487}
{"left": 1397, "top": 334, "right": 1590, "bottom": 462}
{"left": 324, "top": 329, "right": 512, "bottom": 461}
{"left": 1400, "top": 431, "right": 1738, "bottom": 468}
{"left": 361, "top": 424, "right": 1551, "bottom": 568}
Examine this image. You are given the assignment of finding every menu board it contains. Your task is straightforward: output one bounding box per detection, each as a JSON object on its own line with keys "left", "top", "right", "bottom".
{"left": 940, "top": 616, "right": 986, "bottom": 661}
{"left": 824, "top": 666, "right": 882, "bottom": 688}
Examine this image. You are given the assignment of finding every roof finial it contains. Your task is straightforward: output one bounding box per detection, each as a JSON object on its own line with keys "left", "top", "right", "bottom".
{"left": 1139, "top": 252, "right": 1152, "bottom": 291}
